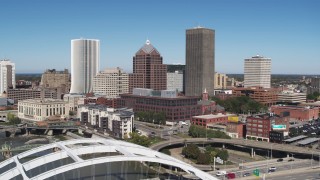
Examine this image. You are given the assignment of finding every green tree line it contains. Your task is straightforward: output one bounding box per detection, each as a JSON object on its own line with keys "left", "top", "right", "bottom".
{"left": 189, "top": 125, "right": 231, "bottom": 139}
{"left": 182, "top": 144, "right": 229, "bottom": 165}
{"left": 307, "top": 91, "right": 320, "bottom": 101}
{"left": 135, "top": 111, "right": 166, "bottom": 125}
{"left": 211, "top": 96, "right": 267, "bottom": 114}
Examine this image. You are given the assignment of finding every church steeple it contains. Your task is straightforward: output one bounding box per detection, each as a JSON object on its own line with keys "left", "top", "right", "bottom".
{"left": 202, "top": 88, "right": 208, "bottom": 101}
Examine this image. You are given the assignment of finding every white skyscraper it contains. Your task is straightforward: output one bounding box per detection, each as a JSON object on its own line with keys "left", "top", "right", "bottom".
{"left": 0, "top": 59, "right": 15, "bottom": 94}
{"left": 70, "top": 39, "right": 100, "bottom": 94}
{"left": 244, "top": 55, "right": 271, "bottom": 88}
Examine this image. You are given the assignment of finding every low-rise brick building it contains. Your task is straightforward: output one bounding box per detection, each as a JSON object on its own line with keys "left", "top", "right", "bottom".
{"left": 246, "top": 113, "right": 289, "bottom": 142}
{"left": 271, "top": 105, "right": 319, "bottom": 121}
{"left": 191, "top": 113, "right": 230, "bottom": 127}
{"left": 226, "top": 122, "right": 246, "bottom": 138}
{"left": 232, "top": 86, "right": 279, "bottom": 106}
{"left": 120, "top": 88, "right": 201, "bottom": 122}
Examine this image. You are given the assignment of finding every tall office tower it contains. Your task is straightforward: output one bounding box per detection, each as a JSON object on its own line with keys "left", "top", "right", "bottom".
{"left": 129, "top": 40, "right": 167, "bottom": 93}
{"left": 0, "top": 59, "right": 15, "bottom": 94}
{"left": 70, "top": 39, "right": 100, "bottom": 94}
{"left": 93, "top": 67, "right": 129, "bottom": 98}
{"left": 244, "top": 55, "right": 271, "bottom": 88}
{"left": 185, "top": 27, "right": 215, "bottom": 96}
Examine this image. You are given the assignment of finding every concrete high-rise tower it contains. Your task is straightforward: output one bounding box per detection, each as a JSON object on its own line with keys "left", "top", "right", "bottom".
{"left": 70, "top": 39, "right": 100, "bottom": 94}
{"left": 0, "top": 59, "right": 15, "bottom": 94}
{"left": 244, "top": 55, "right": 271, "bottom": 88}
{"left": 185, "top": 27, "right": 215, "bottom": 96}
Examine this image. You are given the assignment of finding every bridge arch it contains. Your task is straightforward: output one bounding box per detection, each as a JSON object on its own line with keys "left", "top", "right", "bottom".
{"left": 0, "top": 138, "right": 216, "bottom": 180}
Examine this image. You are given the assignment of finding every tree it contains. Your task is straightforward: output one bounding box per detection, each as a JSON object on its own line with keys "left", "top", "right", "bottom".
{"left": 69, "top": 111, "right": 75, "bottom": 116}
{"left": 160, "top": 148, "right": 171, "bottom": 155}
{"left": 7, "top": 113, "right": 21, "bottom": 125}
{"left": 126, "top": 132, "right": 151, "bottom": 147}
{"left": 216, "top": 149, "right": 229, "bottom": 161}
{"left": 188, "top": 125, "right": 231, "bottom": 139}
{"left": 182, "top": 144, "right": 200, "bottom": 159}
{"left": 197, "top": 152, "right": 211, "bottom": 164}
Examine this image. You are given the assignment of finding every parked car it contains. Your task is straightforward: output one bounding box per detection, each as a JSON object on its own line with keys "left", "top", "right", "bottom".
{"left": 226, "top": 172, "right": 236, "bottom": 179}
{"left": 277, "top": 158, "right": 283, "bottom": 162}
{"left": 216, "top": 171, "right": 227, "bottom": 176}
{"left": 268, "top": 169, "right": 275, "bottom": 173}
{"left": 243, "top": 172, "right": 251, "bottom": 177}
{"left": 288, "top": 159, "right": 295, "bottom": 162}
{"left": 269, "top": 167, "right": 277, "bottom": 171}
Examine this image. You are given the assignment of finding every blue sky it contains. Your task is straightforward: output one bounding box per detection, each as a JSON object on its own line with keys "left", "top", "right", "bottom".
{"left": 0, "top": 0, "right": 319, "bottom": 74}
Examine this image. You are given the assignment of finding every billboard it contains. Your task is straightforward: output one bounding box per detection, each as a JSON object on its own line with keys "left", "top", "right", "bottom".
{"left": 272, "top": 125, "right": 286, "bottom": 130}
{"left": 228, "top": 116, "right": 239, "bottom": 123}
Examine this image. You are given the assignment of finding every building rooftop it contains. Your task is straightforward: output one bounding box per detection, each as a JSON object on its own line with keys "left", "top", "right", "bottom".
{"left": 284, "top": 135, "right": 307, "bottom": 143}
{"left": 272, "top": 105, "right": 317, "bottom": 110}
{"left": 193, "top": 113, "right": 233, "bottom": 119}
{"left": 136, "top": 40, "right": 159, "bottom": 55}
{"left": 297, "top": 137, "right": 320, "bottom": 146}
{"left": 18, "top": 98, "right": 66, "bottom": 104}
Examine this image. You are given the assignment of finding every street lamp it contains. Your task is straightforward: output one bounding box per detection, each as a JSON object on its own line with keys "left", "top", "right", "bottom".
{"left": 290, "top": 153, "right": 294, "bottom": 171}
{"left": 311, "top": 151, "right": 313, "bottom": 168}
{"left": 270, "top": 143, "right": 273, "bottom": 160}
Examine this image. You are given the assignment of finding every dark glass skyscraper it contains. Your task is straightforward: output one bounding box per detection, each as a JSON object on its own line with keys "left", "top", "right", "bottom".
{"left": 185, "top": 27, "right": 215, "bottom": 96}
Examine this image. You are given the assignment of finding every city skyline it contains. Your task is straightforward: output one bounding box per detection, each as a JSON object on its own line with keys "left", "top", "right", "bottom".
{"left": 0, "top": 0, "right": 319, "bottom": 74}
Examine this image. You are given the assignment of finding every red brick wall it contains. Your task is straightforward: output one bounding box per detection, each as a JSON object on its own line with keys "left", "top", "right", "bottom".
{"left": 271, "top": 106, "right": 319, "bottom": 121}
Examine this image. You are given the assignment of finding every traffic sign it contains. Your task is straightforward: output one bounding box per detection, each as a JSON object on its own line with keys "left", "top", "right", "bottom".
{"left": 253, "top": 168, "right": 259, "bottom": 176}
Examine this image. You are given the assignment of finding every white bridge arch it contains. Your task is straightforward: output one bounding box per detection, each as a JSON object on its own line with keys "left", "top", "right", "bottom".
{"left": 0, "top": 138, "right": 216, "bottom": 180}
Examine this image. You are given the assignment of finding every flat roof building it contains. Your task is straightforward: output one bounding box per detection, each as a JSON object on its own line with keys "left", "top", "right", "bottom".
{"left": 93, "top": 67, "right": 129, "bottom": 98}
{"left": 244, "top": 55, "right": 271, "bottom": 88}
{"left": 271, "top": 105, "right": 319, "bottom": 121}
{"left": 18, "top": 98, "right": 68, "bottom": 121}
{"left": 120, "top": 88, "right": 200, "bottom": 122}
{"left": 185, "top": 27, "right": 215, "bottom": 96}
{"left": 70, "top": 39, "right": 100, "bottom": 94}
{"left": 233, "top": 86, "right": 279, "bottom": 106}
{"left": 0, "top": 59, "right": 15, "bottom": 95}
{"left": 277, "top": 91, "right": 306, "bottom": 104}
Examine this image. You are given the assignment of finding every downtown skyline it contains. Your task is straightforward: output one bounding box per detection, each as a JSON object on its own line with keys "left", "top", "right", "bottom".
{"left": 0, "top": 0, "right": 319, "bottom": 74}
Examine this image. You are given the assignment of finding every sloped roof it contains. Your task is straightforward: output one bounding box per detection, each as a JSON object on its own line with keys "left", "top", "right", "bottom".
{"left": 136, "top": 40, "right": 160, "bottom": 55}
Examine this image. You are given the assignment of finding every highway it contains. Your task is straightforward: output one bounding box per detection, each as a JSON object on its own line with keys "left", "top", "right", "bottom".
{"left": 134, "top": 121, "right": 189, "bottom": 139}
{"left": 150, "top": 138, "right": 320, "bottom": 156}
{"left": 237, "top": 166, "right": 320, "bottom": 180}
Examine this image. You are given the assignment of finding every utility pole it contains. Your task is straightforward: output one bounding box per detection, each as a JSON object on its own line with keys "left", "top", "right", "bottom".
{"left": 311, "top": 151, "right": 313, "bottom": 168}
{"left": 213, "top": 156, "right": 216, "bottom": 171}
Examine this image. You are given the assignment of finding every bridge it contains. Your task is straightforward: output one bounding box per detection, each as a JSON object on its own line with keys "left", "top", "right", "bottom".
{"left": 0, "top": 144, "right": 43, "bottom": 153}
{"left": 0, "top": 124, "right": 78, "bottom": 136}
{"left": 0, "top": 139, "right": 216, "bottom": 180}
{"left": 150, "top": 138, "right": 320, "bottom": 156}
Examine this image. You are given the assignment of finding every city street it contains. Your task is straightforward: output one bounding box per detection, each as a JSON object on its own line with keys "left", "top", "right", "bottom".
{"left": 212, "top": 159, "right": 320, "bottom": 179}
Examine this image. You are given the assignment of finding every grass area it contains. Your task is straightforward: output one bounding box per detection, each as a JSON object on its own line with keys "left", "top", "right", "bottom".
{"left": 145, "top": 124, "right": 164, "bottom": 129}
{"left": 72, "top": 131, "right": 84, "bottom": 137}
{"left": 176, "top": 133, "right": 191, "bottom": 139}
{"left": 149, "top": 137, "right": 164, "bottom": 146}
{"left": 55, "top": 135, "right": 67, "bottom": 141}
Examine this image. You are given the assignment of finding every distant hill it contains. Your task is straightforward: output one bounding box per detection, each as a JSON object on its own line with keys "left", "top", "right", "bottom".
{"left": 227, "top": 74, "right": 320, "bottom": 83}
